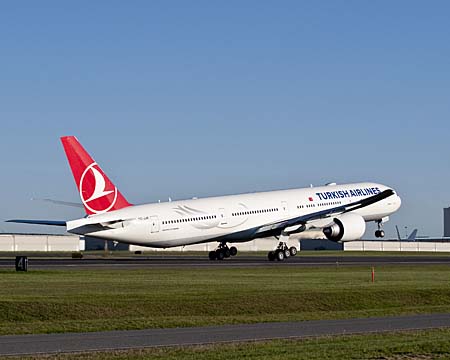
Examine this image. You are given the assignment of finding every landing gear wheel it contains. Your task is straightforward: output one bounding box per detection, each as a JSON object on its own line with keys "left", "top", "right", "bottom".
{"left": 229, "top": 246, "right": 238, "bottom": 257}
{"left": 211, "top": 243, "right": 236, "bottom": 260}
{"left": 375, "top": 220, "right": 385, "bottom": 238}
{"left": 289, "top": 247, "right": 297, "bottom": 256}
{"left": 216, "top": 249, "right": 225, "bottom": 260}
{"left": 268, "top": 241, "right": 293, "bottom": 261}
{"left": 276, "top": 250, "right": 285, "bottom": 261}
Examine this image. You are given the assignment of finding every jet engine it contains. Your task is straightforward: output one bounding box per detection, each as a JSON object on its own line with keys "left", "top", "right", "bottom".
{"left": 323, "top": 213, "right": 366, "bottom": 242}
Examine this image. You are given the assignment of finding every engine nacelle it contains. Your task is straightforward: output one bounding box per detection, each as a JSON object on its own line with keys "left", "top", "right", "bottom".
{"left": 323, "top": 213, "right": 366, "bottom": 242}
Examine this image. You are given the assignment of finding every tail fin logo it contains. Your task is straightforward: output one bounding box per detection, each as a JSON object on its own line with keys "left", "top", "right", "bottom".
{"left": 79, "top": 162, "right": 118, "bottom": 214}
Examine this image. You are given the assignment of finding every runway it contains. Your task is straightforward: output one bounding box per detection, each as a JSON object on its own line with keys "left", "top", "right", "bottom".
{"left": 1, "top": 255, "right": 450, "bottom": 269}
{"left": 1, "top": 313, "right": 450, "bottom": 356}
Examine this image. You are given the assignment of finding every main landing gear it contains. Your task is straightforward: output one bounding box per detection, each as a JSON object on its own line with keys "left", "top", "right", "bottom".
{"left": 375, "top": 220, "right": 385, "bottom": 238}
{"left": 208, "top": 243, "right": 238, "bottom": 260}
{"left": 268, "top": 242, "right": 298, "bottom": 261}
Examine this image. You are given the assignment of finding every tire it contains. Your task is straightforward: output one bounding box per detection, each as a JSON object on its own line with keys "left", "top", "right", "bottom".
{"left": 268, "top": 251, "right": 276, "bottom": 261}
{"left": 224, "top": 248, "right": 231, "bottom": 258}
{"left": 216, "top": 249, "right": 225, "bottom": 260}
{"left": 229, "top": 246, "right": 238, "bottom": 257}
{"left": 208, "top": 251, "right": 217, "bottom": 260}
{"left": 276, "top": 250, "right": 285, "bottom": 261}
{"left": 289, "top": 247, "right": 297, "bottom": 256}
{"left": 284, "top": 249, "right": 291, "bottom": 258}
{"left": 375, "top": 230, "right": 381, "bottom": 238}
{"left": 379, "top": 230, "right": 385, "bottom": 238}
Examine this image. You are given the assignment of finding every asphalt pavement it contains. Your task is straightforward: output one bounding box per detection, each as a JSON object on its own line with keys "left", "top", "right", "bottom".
{"left": 1, "top": 313, "right": 450, "bottom": 356}
{"left": 1, "top": 254, "right": 450, "bottom": 269}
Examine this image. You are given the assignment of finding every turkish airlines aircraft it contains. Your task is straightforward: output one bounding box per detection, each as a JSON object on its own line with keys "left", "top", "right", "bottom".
{"left": 8, "top": 136, "right": 402, "bottom": 261}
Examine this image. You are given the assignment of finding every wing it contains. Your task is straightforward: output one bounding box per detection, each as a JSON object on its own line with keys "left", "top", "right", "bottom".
{"left": 256, "top": 189, "right": 395, "bottom": 235}
{"left": 6, "top": 219, "right": 67, "bottom": 226}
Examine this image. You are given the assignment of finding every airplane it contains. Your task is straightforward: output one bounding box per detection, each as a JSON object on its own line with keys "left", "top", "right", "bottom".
{"left": 393, "top": 225, "right": 450, "bottom": 243}
{"left": 395, "top": 225, "right": 418, "bottom": 241}
{"left": 7, "top": 136, "right": 402, "bottom": 261}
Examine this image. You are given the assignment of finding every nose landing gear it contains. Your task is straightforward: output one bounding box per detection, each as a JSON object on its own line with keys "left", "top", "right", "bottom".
{"left": 208, "top": 243, "right": 238, "bottom": 260}
{"left": 375, "top": 220, "right": 385, "bottom": 238}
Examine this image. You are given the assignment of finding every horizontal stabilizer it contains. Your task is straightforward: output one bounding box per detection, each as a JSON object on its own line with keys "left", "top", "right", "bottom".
{"left": 6, "top": 219, "right": 67, "bottom": 227}
{"left": 32, "top": 198, "right": 84, "bottom": 208}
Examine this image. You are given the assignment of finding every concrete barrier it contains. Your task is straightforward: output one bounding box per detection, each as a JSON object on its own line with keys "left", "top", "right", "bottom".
{"left": 0, "top": 234, "right": 83, "bottom": 252}
{"left": 4, "top": 234, "right": 450, "bottom": 253}
{"left": 344, "top": 241, "right": 450, "bottom": 252}
{"left": 0, "top": 235, "right": 15, "bottom": 251}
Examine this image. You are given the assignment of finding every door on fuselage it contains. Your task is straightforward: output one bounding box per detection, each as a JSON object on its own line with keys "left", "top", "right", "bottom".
{"left": 281, "top": 201, "right": 289, "bottom": 216}
{"left": 219, "top": 208, "right": 227, "bottom": 225}
{"left": 150, "top": 216, "right": 160, "bottom": 233}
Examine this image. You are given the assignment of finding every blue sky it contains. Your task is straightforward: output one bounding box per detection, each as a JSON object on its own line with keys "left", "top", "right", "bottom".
{"left": 1, "top": 1, "right": 450, "bottom": 238}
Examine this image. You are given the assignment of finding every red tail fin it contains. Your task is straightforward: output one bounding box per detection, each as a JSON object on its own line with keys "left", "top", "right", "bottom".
{"left": 61, "top": 136, "right": 132, "bottom": 215}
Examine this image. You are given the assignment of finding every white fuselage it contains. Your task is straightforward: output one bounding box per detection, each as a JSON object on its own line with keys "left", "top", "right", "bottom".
{"left": 67, "top": 182, "right": 401, "bottom": 248}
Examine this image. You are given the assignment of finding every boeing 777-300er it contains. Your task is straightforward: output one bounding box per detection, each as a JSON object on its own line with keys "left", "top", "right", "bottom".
{"left": 8, "top": 136, "right": 402, "bottom": 261}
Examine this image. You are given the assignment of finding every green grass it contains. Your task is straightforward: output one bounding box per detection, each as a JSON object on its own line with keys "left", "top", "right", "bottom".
{"left": 15, "top": 329, "right": 450, "bottom": 360}
{"left": 1, "top": 265, "right": 450, "bottom": 335}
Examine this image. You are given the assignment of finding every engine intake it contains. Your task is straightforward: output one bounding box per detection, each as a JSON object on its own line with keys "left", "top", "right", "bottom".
{"left": 323, "top": 213, "right": 366, "bottom": 242}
